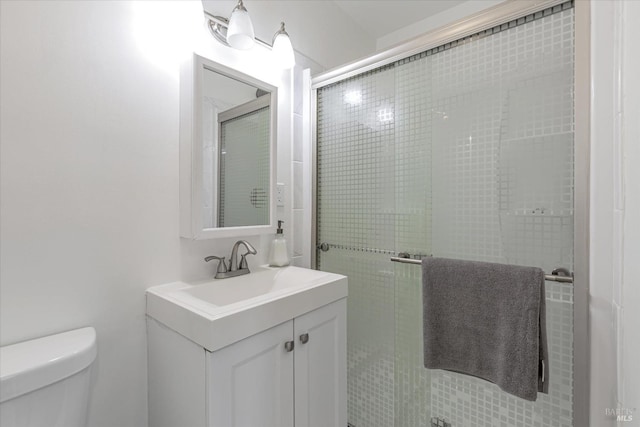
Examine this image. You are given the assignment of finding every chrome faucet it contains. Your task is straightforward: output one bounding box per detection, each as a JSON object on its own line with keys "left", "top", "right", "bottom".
{"left": 229, "top": 240, "right": 257, "bottom": 272}
{"left": 205, "top": 240, "right": 257, "bottom": 279}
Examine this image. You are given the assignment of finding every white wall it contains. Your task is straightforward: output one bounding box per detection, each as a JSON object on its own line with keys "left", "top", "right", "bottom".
{"left": 0, "top": 1, "right": 291, "bottom": 426}
{"left": 376, "top": 0, "right": 505, "bottom": 51}
{"left": 589, "top": 0, "right": 640, "bottom": 425}
{"left": 589, "top": 2, "right": 620, "bottom": 424}
{"left": 620, "top": 1, "right": 640, "bottom": 424}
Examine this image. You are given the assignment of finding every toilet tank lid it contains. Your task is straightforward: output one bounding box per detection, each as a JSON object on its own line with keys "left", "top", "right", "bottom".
{"left": 0, "top": 327, "right": 97, "bottom": 403}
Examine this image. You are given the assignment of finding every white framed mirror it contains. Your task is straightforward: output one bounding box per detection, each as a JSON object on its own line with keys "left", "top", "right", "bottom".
{"left": 180, "top": 53, "right": 277, "bottom": 239}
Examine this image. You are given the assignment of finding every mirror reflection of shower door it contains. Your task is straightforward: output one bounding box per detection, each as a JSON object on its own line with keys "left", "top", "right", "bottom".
{"left": 316, "top": 3, "right": 575, "bottom": 427}
{"left": 218, "top": 97, "right": 270, "bottom": 228}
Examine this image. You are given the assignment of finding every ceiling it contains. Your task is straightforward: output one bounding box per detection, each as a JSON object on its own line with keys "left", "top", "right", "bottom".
{"left": 332, "top": 0, "right": 468, "bottom": 40}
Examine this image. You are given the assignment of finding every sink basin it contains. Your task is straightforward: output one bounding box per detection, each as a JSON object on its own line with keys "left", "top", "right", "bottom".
{"left": 184, "top": 267, "right": 338, "bottom": 307}
{"left": 146, "top": 266, "right": 347, "bottom": 351}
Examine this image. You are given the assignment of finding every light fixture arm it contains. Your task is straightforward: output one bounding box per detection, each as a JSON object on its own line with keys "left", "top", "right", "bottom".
{"left": 204, "top": 11, "right": 273, "bottom": 51}
{"left": 203, "top": 7, "right": 295, "bottom": 69}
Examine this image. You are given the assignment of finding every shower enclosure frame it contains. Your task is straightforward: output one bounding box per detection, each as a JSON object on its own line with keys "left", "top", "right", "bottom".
{"left": 309, "top": 0, "right": 591, "bottom": 425}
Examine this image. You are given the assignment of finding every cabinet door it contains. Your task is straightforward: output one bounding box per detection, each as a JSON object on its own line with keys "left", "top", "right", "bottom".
{"left": 207, "top": 320, "right": 294, "bottom": 427}
{"left": 294, "top": 299, "right": 347, "bottom": 427}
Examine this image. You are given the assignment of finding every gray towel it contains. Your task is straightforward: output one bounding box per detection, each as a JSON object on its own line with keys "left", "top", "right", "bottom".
{"left": 422, "top": 257, "right": 549, "bottom": 401}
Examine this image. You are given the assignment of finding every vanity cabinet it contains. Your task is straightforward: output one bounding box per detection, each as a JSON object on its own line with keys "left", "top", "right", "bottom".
{"left": 209, "top": 298, "right": 346, "bottom": 427}
{"left": 148, "top": 299, "right": 346, "bottom": 427}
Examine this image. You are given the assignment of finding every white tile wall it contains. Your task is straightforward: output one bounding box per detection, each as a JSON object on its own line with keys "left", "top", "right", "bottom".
{"left": 291, "top": 63, "right": 305, "bottom": 267}
{"left": 292, "top": 61, "right": 318, "bottom": 268}
{"left": 293, "top": 161, "right": 303, "bottom": 210}
{"left": 293, "top": 114, "right": 303, "bottom": 162}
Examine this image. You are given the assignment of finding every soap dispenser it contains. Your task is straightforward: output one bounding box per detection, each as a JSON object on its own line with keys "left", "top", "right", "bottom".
{"left": 268, "top": 220, "right": 290, "bottom": 267}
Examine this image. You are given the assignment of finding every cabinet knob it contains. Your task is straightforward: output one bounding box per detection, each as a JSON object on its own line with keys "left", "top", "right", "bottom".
{"left": 299, "top": 333, "right": 309, "bottom": 344}
{"left": 284, "top": 340, "right": 295, "bottom": 352}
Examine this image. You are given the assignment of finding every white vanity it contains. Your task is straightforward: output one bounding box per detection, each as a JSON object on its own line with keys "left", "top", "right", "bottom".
{"left": 146, "top": 266, "right": 348, "bottom": 427}
{"left": 150, "top": 50, "right": 347, "bottom": 426}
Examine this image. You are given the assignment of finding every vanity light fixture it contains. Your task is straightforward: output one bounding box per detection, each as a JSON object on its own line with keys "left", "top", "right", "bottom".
{"left": 272, "top": 22, "right": 295, "bottom": 70}
{"left": 204, "top": 4, "right": 295, "bottom": 70}
{"left": 226, "top": 0, "right": 255, "bottom": 50}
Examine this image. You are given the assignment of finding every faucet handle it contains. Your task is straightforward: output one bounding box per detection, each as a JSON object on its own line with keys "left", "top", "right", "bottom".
{"left": 239, "top": 254, "right": 249, "bottom": 270}
{"left": 205, "top": 256, "right": 228, "bottom": 273}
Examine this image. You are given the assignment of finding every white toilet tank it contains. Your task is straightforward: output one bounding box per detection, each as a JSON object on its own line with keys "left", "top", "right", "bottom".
{"left": 0, "top": 327, "right": 97, "bottom": 427}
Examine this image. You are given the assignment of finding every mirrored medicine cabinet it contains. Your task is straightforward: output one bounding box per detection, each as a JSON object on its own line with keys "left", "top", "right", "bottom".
{"left": 180, "top": 53, "right": 277, "bottom": 239}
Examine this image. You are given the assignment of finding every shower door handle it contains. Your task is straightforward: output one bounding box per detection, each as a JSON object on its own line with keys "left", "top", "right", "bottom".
{"left": 317, "top": 242, "right": 330, "bottom": 252}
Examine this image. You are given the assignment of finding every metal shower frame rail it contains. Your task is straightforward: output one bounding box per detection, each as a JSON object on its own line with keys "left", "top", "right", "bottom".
{"left": 315, "top": 242, "right": 574, "bottom": 283}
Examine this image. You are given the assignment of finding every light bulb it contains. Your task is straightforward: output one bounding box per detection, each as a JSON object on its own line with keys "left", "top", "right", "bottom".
{"left": 227, "top": 0, "right": 255, "bottom": 50}
{"left": 272, "top": 22, "right": 295, "bottom": 69}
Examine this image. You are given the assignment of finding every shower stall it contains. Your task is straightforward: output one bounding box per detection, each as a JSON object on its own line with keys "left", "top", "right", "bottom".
{"left": 311, "top": 1, "right": 588, "bottom": 426}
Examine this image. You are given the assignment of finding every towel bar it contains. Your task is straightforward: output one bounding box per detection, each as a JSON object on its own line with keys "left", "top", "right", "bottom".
{"left": 317, "top": 242, "right": 396, "bottom": 255}
{"left": 389, "top": 256, "right": 574, "bottom": 284}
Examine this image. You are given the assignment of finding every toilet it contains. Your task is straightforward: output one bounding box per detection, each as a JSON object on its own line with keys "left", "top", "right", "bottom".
{"left": 0, "top": 327, "right": 97, "bottom": 427}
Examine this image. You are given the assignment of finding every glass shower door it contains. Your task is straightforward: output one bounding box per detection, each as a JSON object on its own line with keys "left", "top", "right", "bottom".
{"left": 316, "top": 4, "right": 575, "bottom": 427}
{"left": 411, "top": 6, "right": 575, "bottom": 426}
{"left": 316, "top": 64, "right": 399, "bottom": 427}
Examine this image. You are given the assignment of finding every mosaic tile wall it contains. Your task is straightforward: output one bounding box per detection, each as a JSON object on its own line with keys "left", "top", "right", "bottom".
{"left": 317, "top": 4, "right": 574, "bottom": 426}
